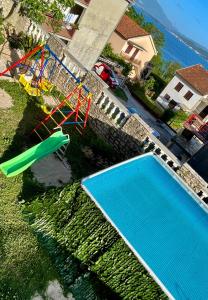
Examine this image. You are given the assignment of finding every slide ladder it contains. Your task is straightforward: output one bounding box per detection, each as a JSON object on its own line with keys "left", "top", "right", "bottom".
{"left": 32, "top": 84, "right": 92, "bottom": 141}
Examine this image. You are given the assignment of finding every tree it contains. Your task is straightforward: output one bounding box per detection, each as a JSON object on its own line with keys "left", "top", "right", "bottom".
{"left": 102, "top": 43, "right": 132, "bottom": 76}
{"left": 163, "top": 61, "right": 182, "bottom": 82}
{"left": 126, "top": 7, "right": 145, "bottom": 26}
{"left": 143, "top": 22, "right": 165, "bottom": 49}
{"left": 4, "top": 0, "right": 74, "bottom": 25}
{"left": 143, "top": 76, "right": 156, "bottom": 94}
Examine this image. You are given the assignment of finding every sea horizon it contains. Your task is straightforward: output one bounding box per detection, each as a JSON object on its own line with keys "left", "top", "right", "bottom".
{"left": 135, "top": 7, "right": 208, "bottom": 70}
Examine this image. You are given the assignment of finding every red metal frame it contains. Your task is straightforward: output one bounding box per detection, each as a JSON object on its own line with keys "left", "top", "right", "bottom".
{"left": 31, "top": 85, "right": 92, "bottom": 140}
{"left": 0, "top": 45, "right": 44, "bottom": 77}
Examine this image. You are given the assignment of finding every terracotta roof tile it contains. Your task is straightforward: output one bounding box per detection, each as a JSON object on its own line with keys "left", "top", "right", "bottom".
{"left": 115, "top": 15, "right": 149, "bottom": 39}
{"left": 176, "top": 64, "right": 208, "bottom": 95}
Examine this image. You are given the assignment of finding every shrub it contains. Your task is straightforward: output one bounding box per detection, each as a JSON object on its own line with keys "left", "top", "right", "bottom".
{"left": 102, "top": 43, "right": 132, "bottom": 76}
{"left": 128, "top": 82, "right": 164, "bottom": 118}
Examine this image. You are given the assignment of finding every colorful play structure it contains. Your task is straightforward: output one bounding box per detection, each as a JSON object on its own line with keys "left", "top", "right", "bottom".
{"left": 0, "top": 43, "right": 92, "bottom": 177}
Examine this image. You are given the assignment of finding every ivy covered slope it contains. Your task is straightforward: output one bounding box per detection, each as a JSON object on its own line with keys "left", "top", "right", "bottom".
{"left": 24, "top": 183, "right": 167, "bottom": 300}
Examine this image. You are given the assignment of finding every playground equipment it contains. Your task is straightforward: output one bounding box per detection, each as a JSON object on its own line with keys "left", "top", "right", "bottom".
{"left": 0, "top": 43, "right": 92, "bottom": 136}
{"left": 0, "top": 43, "right": 93, "bottom": 176}
{"left": 0, "top": 130, "right": 69, "bottom": 177}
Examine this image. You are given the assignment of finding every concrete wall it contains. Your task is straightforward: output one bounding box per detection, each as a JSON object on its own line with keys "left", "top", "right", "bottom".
{"left": 157, "top": 74, "right": 203, "bottom": 112}
{"left": 67, "top": 0, "right": 128, "bottom": 70}
{"left": 108, "top": 31, "right": 126, "bottom": 54}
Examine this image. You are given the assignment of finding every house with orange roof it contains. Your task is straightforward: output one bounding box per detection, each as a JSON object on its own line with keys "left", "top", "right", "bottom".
{"left": 108, "top": 14, "right": 157, "bottom": 79}
{"left": 156, "top": 64, "right": 208, "bottom": 118}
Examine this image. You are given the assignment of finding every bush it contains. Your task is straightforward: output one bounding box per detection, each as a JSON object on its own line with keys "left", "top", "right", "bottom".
{"left": 128, "top": 82, "right": 164, "bottom": 118}
{"left": 8, "top": 31, "right": 41, "bottom": 53}
{"left": 163, "top": 109, "right": 189, "bottom": 130}
{"left": 102, "top": 43, "right": 132, "bottom": 76}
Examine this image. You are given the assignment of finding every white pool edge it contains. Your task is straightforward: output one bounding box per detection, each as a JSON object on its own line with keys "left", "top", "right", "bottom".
{"left": 82, "top": 153, "right": 208, "bottom": 299}
{"left": 82, "top": 153, "right": 175, "bottom": 299}
{"left": 81, "top": 182, "right": 174, "bottom": 300}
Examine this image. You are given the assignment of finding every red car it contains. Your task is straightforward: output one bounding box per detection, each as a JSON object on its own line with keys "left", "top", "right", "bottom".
{"left": 94, "top": 63, "right": 119, "bottom": 88}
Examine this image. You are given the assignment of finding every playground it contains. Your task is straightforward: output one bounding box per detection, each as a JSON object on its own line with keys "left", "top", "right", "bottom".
{"left": 0, "top": 40, "right": 119, "bottom": 298}
{"left": 0, "top": 41, "right": 121, "bottom": 297}
{"left": 0, "top": 43, "right": 167, "bottom": 300}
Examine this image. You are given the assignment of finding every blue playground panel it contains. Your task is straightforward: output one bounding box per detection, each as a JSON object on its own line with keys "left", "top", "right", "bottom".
{"left": 82, "top": 154, "right": 208, "bottom": 300}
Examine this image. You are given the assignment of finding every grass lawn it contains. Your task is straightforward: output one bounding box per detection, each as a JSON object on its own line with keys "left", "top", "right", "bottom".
{"left": 0, "top": 80, "right": 60, "bottom": 299}
{"left": 0, "top": 80, "right": 166, "bottom": 300}
{"left": 0, "top": 80, "right": 121, "bottom": 299}
{"left": 113, "top": 87, "right": 128, "bottom": 102}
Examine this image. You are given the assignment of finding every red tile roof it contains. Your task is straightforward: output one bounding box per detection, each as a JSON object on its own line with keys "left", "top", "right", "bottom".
{"left": 176, "top": 64, "right": 208, "bottom": 95}
{"left": 115, "top": 15, "right": 149, "bottom": 39}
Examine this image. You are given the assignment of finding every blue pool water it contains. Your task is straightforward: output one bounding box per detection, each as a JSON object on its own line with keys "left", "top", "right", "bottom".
{"left": 82, "top": 154, "right": 208, "bottom": 300}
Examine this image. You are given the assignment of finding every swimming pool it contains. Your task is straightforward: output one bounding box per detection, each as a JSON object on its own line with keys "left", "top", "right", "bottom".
{"left": 82, "top": 154, "right": 208, "bottom": 300}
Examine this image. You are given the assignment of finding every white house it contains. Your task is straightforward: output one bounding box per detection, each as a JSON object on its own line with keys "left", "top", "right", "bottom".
{"left": 156, "top": 64, "right": 208, "bottom": 118}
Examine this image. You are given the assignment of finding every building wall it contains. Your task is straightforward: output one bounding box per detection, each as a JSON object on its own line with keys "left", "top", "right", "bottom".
{"left": 126, "top": 36, "right": 156, "bottom": 72}
{"left": 108, "top": 31, "right": 126, "bottom": 54}
{"left": 109, "top": 33, "right": 156, "bottom": 78}
{"left": 67, "top": 0, "right": 128, "bottom": 70}
{"left": 156, "top": 75, "right": 203, "bottom": 112}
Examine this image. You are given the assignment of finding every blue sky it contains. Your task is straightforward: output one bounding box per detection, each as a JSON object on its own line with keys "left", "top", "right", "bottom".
{"left": 157, "top": 0, "right": 208, "bottom": 49}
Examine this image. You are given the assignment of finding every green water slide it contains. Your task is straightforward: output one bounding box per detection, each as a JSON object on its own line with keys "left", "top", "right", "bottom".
{"left": 0, "top": 130, "right": 70, "bottom": 177}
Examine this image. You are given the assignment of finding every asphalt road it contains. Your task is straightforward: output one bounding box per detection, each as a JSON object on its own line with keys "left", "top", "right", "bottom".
{"left": 123, "top": 87, "right": 176, "bottom": 145}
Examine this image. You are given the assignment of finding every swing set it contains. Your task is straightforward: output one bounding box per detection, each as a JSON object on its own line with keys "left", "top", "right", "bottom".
{"left": 0, "top": 43, "right": 92, "bottom": 139}
{"left": 0, "top": 43, "right": 94, "bottom": 177}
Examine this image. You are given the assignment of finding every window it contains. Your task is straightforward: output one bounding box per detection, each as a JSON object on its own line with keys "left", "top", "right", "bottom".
{"left": 175, "top": 82, "right": 184, "bottom": 92}
{"left": 169, "top": 100, "right": 177, "bottom": 108}
{"left": 184, "top": 91, "right": 193, "bottom": 100}
{"left": 164, "top": 94, "right": 170, "bottom": 100}
{"left": 125, "top": 45, "right": 133, "bottom": 54}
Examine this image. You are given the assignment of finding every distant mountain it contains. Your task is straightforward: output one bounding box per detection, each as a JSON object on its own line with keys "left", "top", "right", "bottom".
{"left": 135, "top": 0, "right": 208, "bottom": 61}
{"left": 174, "top": 32, "right": 208, "bottom": 60}
{"left": 135, "top": 0, "right": 174, "bottom": 30}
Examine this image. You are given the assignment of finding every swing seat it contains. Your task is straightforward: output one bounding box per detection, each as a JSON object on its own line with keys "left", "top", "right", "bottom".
{"left": 25, "top": 83, "right": 41, "bottom": 97}
{"left": 40, "top": 79, "right": 53, "bottom": 92}
{"left": 19, "top": 74, "right": 33, "bottom": 87}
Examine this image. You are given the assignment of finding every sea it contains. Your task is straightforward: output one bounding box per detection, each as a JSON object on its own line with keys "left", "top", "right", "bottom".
{"left": 135, "top": 8, "right": 208, "bottom": 69}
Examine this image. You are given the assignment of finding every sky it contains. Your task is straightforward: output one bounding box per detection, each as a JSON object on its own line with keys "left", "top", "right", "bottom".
{"left": 157, "top": 0, "right": 208, "bottom": 49}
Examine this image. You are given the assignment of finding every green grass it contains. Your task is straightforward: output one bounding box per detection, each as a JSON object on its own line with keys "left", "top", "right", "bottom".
{"left": 162, "top": 109, "right": 189, "bottom": 130}
{"left": 113, "top": 87, "right": 128, "bottom": 102}
{"left": 128, "top": 82, "right": 164, "bottom": 118}
{"left": 0, "top": 80, "right": 166, "bottom": 299}
{"left": 0, "top": 80, "right": 59, "bottom": 299}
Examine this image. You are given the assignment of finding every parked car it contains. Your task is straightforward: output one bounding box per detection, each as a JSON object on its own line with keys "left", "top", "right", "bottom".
{"left": 93, "top": 62, "right": 119, "bottom": 88}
